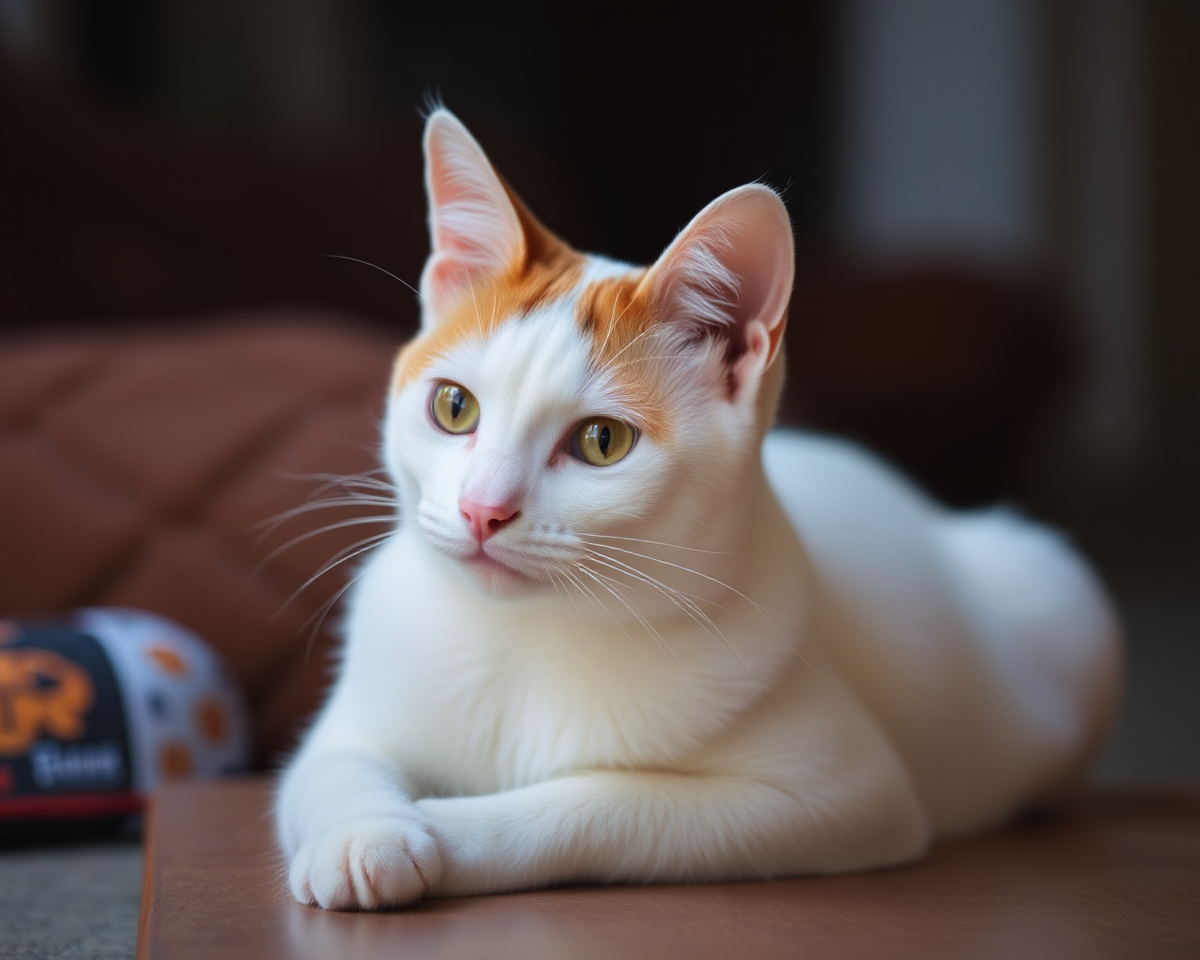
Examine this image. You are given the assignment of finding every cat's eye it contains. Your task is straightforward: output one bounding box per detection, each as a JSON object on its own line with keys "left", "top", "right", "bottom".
{"left": 431, "top": 382, "right": 480, "bottom": 434}
{"left": 571, "top": 417, "right": 635, "bottom": 466}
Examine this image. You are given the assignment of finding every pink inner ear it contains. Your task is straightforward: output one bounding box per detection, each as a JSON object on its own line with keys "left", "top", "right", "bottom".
{"left": 427, "top": 257, "right": 475, "bottom": 299}
{"left": 648, "top": 185, "right": 795, "bottom": 371}
{"left": 421, "top": 111, "right": 525, "bottom": 313}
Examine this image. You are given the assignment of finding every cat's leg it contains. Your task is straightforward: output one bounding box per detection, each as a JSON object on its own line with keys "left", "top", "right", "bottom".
{"left": 414, "top": 695, "right": 930, "bottom": 896}
{"left": 276, "top": 740, "right": 440, "bottom": 909}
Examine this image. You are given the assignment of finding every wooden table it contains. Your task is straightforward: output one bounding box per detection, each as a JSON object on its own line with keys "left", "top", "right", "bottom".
{"left": 137, "top": 777, "right": 1200, "bottom": 959}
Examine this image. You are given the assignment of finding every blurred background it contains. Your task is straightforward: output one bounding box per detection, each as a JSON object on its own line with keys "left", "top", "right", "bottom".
{"left": 0, "top": 0, "right": 1196, "bottom": 778}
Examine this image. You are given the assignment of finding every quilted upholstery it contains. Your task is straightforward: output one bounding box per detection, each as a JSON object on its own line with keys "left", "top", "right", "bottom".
{"left": 0, "top": 317, "right": 400, "bottom": 761}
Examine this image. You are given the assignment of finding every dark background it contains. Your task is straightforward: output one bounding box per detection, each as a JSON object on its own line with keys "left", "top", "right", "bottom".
{"left": 0, "top": 0, "right": 1195, "bottom": 778}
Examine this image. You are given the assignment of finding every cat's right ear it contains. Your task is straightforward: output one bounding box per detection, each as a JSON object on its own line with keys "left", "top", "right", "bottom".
{"left": 419, "top": 110, "right": 524, "bottom": 324}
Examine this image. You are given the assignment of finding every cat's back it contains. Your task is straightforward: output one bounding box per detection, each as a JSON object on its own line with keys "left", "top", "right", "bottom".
{"left": 761, "top": 428, "right": 943, "bottom": 570}
{"left": 761, "top": 428, "right": 1120, "bottom": 835}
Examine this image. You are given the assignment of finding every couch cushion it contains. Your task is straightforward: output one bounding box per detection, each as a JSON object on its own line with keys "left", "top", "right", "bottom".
{"left": 0, "top": 317, "right": 400, "bottom": 761}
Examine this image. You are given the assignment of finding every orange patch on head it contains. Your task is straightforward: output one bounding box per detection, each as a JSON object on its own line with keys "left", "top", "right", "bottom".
{"left": 395, "top": 179, "right": 590, "bottom": 392}
{"left": 576, "top": 271, "right": 682, "bottom": 441}
{"left": 394, "top": 262, "right": 588, "bottom": 394}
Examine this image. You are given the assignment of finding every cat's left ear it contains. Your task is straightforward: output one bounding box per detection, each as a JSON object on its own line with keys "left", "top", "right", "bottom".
{"left": 645, "top": 184, "right": 794, "bottom": 393}
{"left": 419, "top": 109, "right": 525, "bottom": 323}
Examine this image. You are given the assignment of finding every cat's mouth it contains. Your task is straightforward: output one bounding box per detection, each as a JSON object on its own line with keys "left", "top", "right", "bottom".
{"left": 463, "top": 547, "right": 538, "bottom": 587}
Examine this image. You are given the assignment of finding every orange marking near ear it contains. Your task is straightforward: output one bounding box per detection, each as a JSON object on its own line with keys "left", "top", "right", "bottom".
{"left": 576, "top": 272, "right": 682, "bottom": 441}
{"left": 394, "top": 185, "right": 587, "bottom": 391}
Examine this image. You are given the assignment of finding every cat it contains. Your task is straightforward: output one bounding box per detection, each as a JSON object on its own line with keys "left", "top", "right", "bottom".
{"left": 275, "top": 108, "right": 1122, "bottom": 910}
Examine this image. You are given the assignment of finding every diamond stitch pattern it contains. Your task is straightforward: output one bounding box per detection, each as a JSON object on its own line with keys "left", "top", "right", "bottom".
{"left": 0, "top": 317, "right": 399, "bottom": 761}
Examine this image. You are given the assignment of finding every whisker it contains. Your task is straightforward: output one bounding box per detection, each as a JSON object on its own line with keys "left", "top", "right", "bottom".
{"left": 560, "top": 567, "right": 613, "bottom": 625}
{"left": 323, "top": 254, "right": 424, "bottom": 301}
{"left": 582, "top": 550, "right": 762, "bottom": 701}
{"left": 584, "top": 541, "right": 841, "bottom": 686}
{"left": 470, "top": 284, "right": 487, "bottom": 342}
{"left": 278, "top": 531, "right": 395, "bottom": 618}
{"left": 595, "top": 289, "right": 636, "bottom": 362}
{"left": 578, "top": 563, "right": 680, "bottom": 662}
{"left": 581, "top": 540, "right": 785, "bottom": 630}
{"left": 253, "top": 497, "right": 398, "bottom": 539}
{"left": 253, "top": 515, "right": 399, "bottom": 576}
{"left": 578, "top": 564, "right": 689, "bottom": 701}
{"left": 300, "top": 567, "right": 368, "bottom": 665}
{"left": 595, "top": 295, "right": 620, "bottom": 361}
{"left": 567, "top": 566, "right": 649, "bottom": 668}
{"left": 578, "top": 532, "right": 733, "bottom": 555}
{"left": 276, "top": 469, "right": 396, "bottom": 491}
{"left": 605, "top": 354, "right": 705, "bottom": 372}
{"left": 302, "top": 477, "right": 397, "bottom": 500}
{"left": 549, "top": 573, "right": 577, "bottom": 614}
{"left": 594, "top": 323, "right": 663, "bottom": 373}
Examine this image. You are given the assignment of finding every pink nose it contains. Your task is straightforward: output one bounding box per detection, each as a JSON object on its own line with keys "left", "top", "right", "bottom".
{"left": 460, "top": 498, "right": 519, "bottom": 543}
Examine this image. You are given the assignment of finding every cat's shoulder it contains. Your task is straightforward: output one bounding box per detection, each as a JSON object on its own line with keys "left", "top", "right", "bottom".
{"left": 761, "top": 428, "right": 940, "bottom": 526}
{"left": 762, "top": 428, "right": 912, "bottom": 486}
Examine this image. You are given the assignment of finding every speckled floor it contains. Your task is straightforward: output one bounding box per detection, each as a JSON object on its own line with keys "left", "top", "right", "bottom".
{"left": 0, "top": 842, "right": 142, "bottom": 960}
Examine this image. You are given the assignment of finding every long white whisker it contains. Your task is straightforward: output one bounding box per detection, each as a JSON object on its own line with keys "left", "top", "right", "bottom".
{"left": 578, "top": 564, "right": 691, "bottom": 704}
{"left": 549, "top": 573, "right": 576, "bottom": 614}
{"left": 605, "top": 354, "right": 705, "bottom": 372}
{"left": 582, "top": 541, "right": 784, "bottom": 631}
{"left": 254, "top": 515, "right": 399, "bottom": 575}
{"left": 323, "top": 254, "right": 424, "bottom": 301}
{"left": 584, "top": 550, "right": 723, "bottom": 634}
{"left": 584, "top": 541, "right": 839, "bottom": 686}
{"left": 595, "top": 295, "right": 620, "bottom": 360}
{"left": 582, "top": 550, "right": 762, "bottom": 701}
{"left": 281, "top": 469, "right": 396, "bottom": 491}
{"left": 275, "top": 535, "right": 393, "bottom": 629}
{"left": 578, "top": 532, "right": 733, "bottom": 555}
{"left": 470, "top": 284, "right": 486, "bottom": 342}
{"left": 560, "top": 568, "right": 614, "bottom": 626}
{"left": 253, "top": 497, "right": 398, "bottom": 537}
{"left": 595, "top": 289, "right": 636, "bottom": 362}
{"left": 595, "top": 323, "right": 663, "bottom": 372}
{"left": 567, "top": 566, "right": 649, "bottom": 668}
{"left": 300, "top": 566, "right": 368, "bottom": 665}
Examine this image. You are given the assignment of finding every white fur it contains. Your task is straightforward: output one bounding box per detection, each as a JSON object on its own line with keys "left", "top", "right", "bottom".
{"left": 276, "top": 112, "right": 1121, "bottom": 910}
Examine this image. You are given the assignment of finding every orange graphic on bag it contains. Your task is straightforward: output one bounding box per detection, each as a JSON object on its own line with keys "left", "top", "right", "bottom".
{"left": 0, "top": 649, "right": 94, "bottom": 756}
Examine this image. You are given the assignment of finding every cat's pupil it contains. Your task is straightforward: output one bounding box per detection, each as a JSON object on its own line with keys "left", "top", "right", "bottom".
{"left": 450, "top": 389, "right": 463, "bottom": 420}
{"left": 599, "top": 425, "right": 610, "bottom": 455}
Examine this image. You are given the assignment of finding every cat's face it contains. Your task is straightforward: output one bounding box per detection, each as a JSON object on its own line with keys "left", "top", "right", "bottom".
{"left": 384, "top": 111, "right": 794, "bottom": 599}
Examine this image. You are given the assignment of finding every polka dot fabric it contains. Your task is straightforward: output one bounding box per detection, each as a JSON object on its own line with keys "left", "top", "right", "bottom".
{"left": 78, "top": 609, "right": 250, "bottom": 791}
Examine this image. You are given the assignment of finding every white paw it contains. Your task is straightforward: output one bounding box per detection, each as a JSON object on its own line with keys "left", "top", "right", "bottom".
{"left": 288, "top": 813, "right": 442, "bottom": 910}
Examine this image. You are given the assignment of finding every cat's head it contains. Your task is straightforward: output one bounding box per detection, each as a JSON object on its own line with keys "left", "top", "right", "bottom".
{"left": 385, "top": 109, "right": 794, "bottom": 598}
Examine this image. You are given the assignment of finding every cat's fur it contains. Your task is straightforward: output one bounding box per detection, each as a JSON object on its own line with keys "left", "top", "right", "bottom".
{"left": 276, "top": 109, "right": 1121, "bottom": 910}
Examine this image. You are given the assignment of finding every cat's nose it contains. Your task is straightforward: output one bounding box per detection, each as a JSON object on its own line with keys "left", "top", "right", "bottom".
{"left": 460, "top": 498, "right": 519, "bottom": 543}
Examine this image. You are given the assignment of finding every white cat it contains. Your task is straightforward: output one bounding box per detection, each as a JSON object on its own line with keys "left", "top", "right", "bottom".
{"left": 276, "top": 109, "right": 1121, "bottom": 910}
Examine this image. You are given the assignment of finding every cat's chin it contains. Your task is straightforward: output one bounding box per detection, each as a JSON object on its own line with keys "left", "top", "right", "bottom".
{"left": 459, "top": 552, "right": 543, "bottom": 598}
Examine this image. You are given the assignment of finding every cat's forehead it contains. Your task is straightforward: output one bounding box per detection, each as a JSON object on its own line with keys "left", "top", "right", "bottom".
{"left": 392, "top": 254, "right": 672, "bottom": 436}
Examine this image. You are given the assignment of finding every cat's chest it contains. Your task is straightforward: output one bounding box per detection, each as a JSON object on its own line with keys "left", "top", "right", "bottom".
{"left": 340, "top": 539, "right": 763, "bottom": 793}
{"left": 350, "top": 616, "right": 710, "bottom": 794}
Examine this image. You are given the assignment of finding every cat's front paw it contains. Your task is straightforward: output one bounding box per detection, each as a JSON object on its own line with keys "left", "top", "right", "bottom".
{"left": 288, "top": 814, "right": 441, "bottom": 910}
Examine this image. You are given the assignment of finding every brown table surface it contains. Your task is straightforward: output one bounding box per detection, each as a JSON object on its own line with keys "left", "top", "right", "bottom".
{"left": 137, "top": 777, "right": 1200, "bottom": 960}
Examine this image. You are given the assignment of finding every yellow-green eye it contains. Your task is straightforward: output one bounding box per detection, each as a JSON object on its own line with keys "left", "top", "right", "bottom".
{"left": 431, "top": 382, "right": 480, "bottom": 434}
{"left": 572, "top": 417, "right": 635, "bottom": 466}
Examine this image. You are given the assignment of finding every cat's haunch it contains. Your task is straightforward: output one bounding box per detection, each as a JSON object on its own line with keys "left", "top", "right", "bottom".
{"left": 275, "top": 108, "right": 1121, "bottom": 910}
